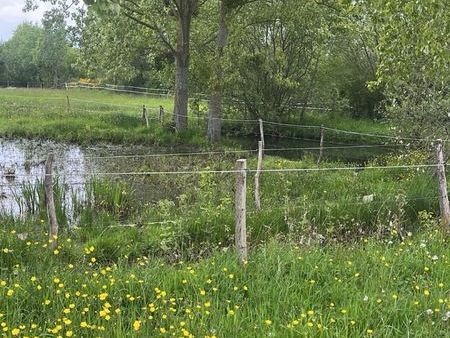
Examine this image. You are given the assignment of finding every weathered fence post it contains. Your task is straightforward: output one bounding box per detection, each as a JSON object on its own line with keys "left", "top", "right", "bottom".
{"left": 142, "top": 105, "right": 149, "bottom": 127}
{"left": 65, "top": 83, "right": 70, "bottom": 113}
{"left": 235, "top": 159, "right": 248, "bottom": 264}
{"left": 255, "top": 141, "right": 263, "bottom": 210}
{"left": 159, "top": 105, "right": 165, "bottom": 125}
{"left": 45, "top": 154, "right": 58, "bottom": 249}
{"left": 436, "top": 139, "right": 450, "bottom": 230}
{"left": 259, "top": 118, "right": 265, "bottom": 150}
{"left": 317, "top": 125, "right": 325, "bottom": 165}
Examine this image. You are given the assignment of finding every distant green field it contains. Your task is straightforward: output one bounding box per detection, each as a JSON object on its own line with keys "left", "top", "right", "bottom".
{"left": 0, "top": 88, "right": 197, "bottom": 145}
{"left": 0, "top": 88, "right": 392, "bottom": 146}
{"left": 0, "top": 87, "right": 174, "bottom": 110}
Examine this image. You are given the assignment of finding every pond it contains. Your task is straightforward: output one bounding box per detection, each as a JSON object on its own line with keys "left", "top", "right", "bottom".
{"left": 0, "top": 137, "right": 396, "bottom": 221}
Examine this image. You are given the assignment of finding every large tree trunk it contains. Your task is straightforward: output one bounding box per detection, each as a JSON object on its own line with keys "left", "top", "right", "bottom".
{"left": 173, "top": 1, "right": 194, "bottom": 132}
{"left": 174, "top": 52, "right": 189, "bottom": 130}
{"left": 208, "top": 1, "right": 229, "bottom": 142}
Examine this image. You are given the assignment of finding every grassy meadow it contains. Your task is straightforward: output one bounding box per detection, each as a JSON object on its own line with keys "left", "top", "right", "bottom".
{"left": 0, "top": 88, "right": 391, "bottom": 146}
{"left": 0, "top": 88, "right": 449, "bottom": 337}
{"left": 1, "top": 226, "right": 448, "bottom": 338}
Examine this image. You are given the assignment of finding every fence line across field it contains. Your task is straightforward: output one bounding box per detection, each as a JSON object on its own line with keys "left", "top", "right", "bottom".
{"left": 262, "top": 120, "right": 436, "bottom": 143}
{"left": 68, "top": 83, "right": 331, "bottom": 111}
{"left": 322, "top": 126, "right": 433, "bottom": 142}
{"left": 264, "top": 144, "right": 403, "bottom": 152}
{"left": 4, "top": 163, "right": 443, "bottom": 180}
{"left": 55, "top": 144, "right": 399, "bottom": 162}
{"left": 263, "top": 132, "right": 368, "bottom": 145}
{"left": 3, "top": 88, "right": 442, "bottom": 144}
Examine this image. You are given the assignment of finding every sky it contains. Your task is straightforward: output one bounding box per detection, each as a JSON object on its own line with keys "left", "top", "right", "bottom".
{"left": 0, "top": 0, "right": 53, "bottom": 42}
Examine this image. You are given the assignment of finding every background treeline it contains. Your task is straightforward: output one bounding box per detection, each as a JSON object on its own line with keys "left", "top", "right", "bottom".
{"left": 1, "top": 0, "right": 448, "bottom": 141}
{"left": 0, "top": 1, "right": 382, "bottom": 119}
{"left": 0, "top": 11, "right": 78, "bottom": 87}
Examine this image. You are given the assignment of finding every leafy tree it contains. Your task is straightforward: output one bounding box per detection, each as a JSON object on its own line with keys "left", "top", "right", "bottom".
{"left": 34, "top": 10, "right": 74, "bottom": 86}
{"left": 0, "top": 23, "right": 42, "bottom": 84}
{"left": 0, "top": 44, "right": 6, "bottom": 82}
{"left": 224, "top": 0, "right": 330, "bottom": 121}
{"left": 207, "top": 0, "right": 251, "bottom": 142}
{"left": 363, "top": 0, "right": 450, "bottom": 139}
{"left": 312, "top": 28, "right": 383, "bottom": 119}
{"left": 82, "top": 0, "right": 204, "bottom": 131}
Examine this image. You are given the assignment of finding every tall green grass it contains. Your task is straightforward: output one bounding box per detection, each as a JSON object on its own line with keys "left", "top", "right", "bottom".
{"left": 0, "top": 224, "right": 448, "bottom": 337}
{"left": 2, "top": 152, "right": 445, "bottom": 264}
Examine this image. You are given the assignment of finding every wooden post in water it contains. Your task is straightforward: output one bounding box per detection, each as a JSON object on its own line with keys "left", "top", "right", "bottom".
{"left": 255, "top": 141, "right": 263, "bottom": 210}
{"left": 142, "top": 105, "right": 149, "bottom": 127}
{"left": 45, "top": 154, "right": 58, "bottom": 249}
{"left": 235, "top": 159, "right": 248, "bottom": 264}
{"left": 317, "top": 125, "right": 325, "bottom": 166}
{"left": 159, "top": 105, "right": 165, "bottom": 125}
{"left": 436, "top": 139, "right": 450, "bottom": 231}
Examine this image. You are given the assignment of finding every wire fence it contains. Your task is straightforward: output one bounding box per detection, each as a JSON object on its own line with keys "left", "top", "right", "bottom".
{"left": 3, "top": 84, "right": 446, "bottom": 145}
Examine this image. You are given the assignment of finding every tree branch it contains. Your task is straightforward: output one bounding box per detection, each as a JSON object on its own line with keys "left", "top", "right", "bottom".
{"left": 118, "top": 3, "right": 176, "bottom": 54}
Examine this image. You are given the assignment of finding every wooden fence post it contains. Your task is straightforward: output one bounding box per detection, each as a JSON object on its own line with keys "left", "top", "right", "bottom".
{"left": 235, "top": 159, "right": 248, "bottom": 264}
{"left": 159, "top": 105, "right": 165, "bottom": 125}
{"left": 142, "top": 105, "right": 149, "bottom": 127}
{"left": 65, "top": 83, "right": 70, "bottom": 113}
{"left": 255, "top": 141, "right": 263, "bottom": 210}
{"left": 45, "top": 154, "right": 58, "bottom": 249}
{"left": 317, "top": 125, "right": 325, "bottom": 165}
{"left": 259, "top": 118, "right": 265, "bottom": 150}
{"left": 436, "top": 139, "right": 450, "bottom": 230}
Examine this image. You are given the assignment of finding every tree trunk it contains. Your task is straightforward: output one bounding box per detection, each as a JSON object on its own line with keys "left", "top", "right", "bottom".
{"left": 208, "top": 1, "right": 229, "bottom": 142}
{"left": 173, "top": 1, "right": 194, "bottom": 132}
{"left": 174, "top": 52, "right": 189, "bottom": 130}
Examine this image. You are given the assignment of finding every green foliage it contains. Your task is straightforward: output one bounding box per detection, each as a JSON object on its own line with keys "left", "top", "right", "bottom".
{"left": 85, "top": 179, "right": 136, "bottom": 220}
{"left": 0, "top": 18, "right": 77, "bottom": 86}
{"left": 34, "top": 11, "right": 76, "bottom": 86}
{"left": 224, "top": 0, "right": 330, "bottom": 119}
{"left": 0, "top": 23, "right": 42, "bottom": 84}
{"left": 76, "top": 10, "right": 172, "bottom": 86}
{"left": 360, "top": 0, "right": 450, "bottom": 139}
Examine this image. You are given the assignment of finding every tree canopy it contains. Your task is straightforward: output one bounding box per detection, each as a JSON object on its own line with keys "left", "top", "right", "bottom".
{"left": 2, "top": 0, "right": 448, "bottom": 140}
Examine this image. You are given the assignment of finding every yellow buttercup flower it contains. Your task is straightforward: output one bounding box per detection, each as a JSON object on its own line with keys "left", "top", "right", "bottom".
{"left": 132, "top": 320, "right": 141, "bottom": 331}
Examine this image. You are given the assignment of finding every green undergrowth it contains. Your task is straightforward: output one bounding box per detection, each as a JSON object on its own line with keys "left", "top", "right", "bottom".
{"left": 2, "top": 151, "right": 445, "bottom": 263}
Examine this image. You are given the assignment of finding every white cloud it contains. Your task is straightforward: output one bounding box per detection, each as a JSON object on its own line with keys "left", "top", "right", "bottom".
{"left": 0, "top": 0, "right": 54, "bottom": 41}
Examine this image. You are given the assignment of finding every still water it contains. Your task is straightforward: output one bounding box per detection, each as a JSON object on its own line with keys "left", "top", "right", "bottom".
{"left": 0, "top": 137, "right": 394, "bottom": 219}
